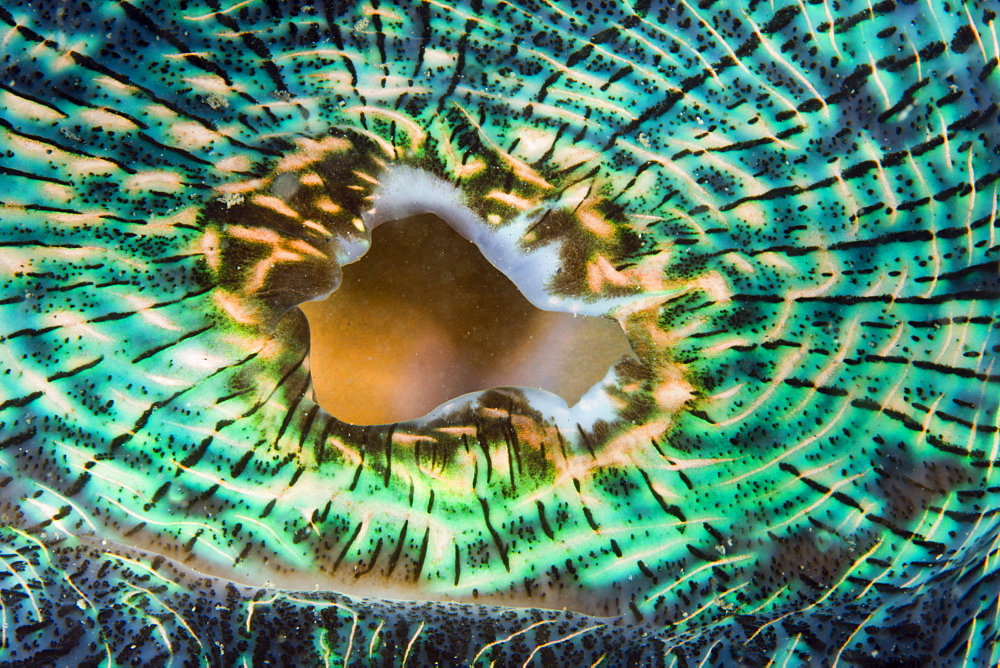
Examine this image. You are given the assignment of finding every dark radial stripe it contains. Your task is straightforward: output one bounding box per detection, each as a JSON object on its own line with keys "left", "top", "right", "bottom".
{"left": 536, "top": 71, "right": 563, "bottom": 104}
{"left": 241, "top": 350, "right": 308, "bottom": 419}
{"left": 144, "top": 482, "right": 172, "bottom": 511}
{"left": 412, "top": 527, "right": 430, "bottom": 581}
{"left": 109, "top": 386, "right": 192, "bottom": 451}
{"left": 45, "top": 281, "right": 94, "bottom": 292}
{"left": 474, "top": 421, "right": 493, "bottom": 482}
{"left": 0, "top": 165, "right": 71, "bottom": 185}
{"left": 936, "top": 411, "right": 1000, "bottom": 434}
{"left": 437, "top": 19, "right": 476, "bottom": 113}
{"left": 287, "top": 467, "right": 305, "bottom": 487}
{"left": 909, "top": 315, "right": 994, "bottom": 328}
{"left": 110, "top": 352, "right": 258, "bottom": 452}
{"left": 0, "top": 428, "right": 35, "bottom": 451}
{"left": 46, "top": 356, "right": 103, "bottom": 382}
{"left": 353, "top": 537, "right": 383, "bottom": 578}
{"left": 536, "top": 500, "right": 555, "bottom": 540}
{"left": 793, "top": 291, "right": 1000, "bottom": 305}
{"left": 15, "top": 24, "right": 56, "bottom": 47}
{"left": 479, "top": 497, "right": 510, "bottom": 571}
{"left": 347, "top": 463, "right": 364, "bottom": 492}
{"left": 271, "top": 377, "right": 311, "bottom": 449}
{"left": 866, "top": 355, "right": 1000, "bottom": 383}
{"left": 0, "top": 82, "right": 66, "bottom": 117}
{"left": 0, "top": 117, "right": 137, "bottom": 174}
{"left": 132, "top": 325, "right": 213, "bottom": 364}
{"left": 385, "top": 520, "right": 409, "bottom": 576}
{"left": 296, "top": 405, "right": 321, "bottom": 451}
{"left": 230, "top": 451, "right": 253, "bottom": 479}
{"left": 179, "top": 434, "right": 215, "bottom": 469}
{"left": 370, "top": 0, "right": 388, "bottom": 67}
{"left": 916, "top": 260, "right": 999, "bottom": 284}
{"left": 204, "top": 2, "right": 288, "bottom": 94}
{"left": 138, "top": 133, "right": 215, "bottom": 167}
{"left": 63, "top": 471, "right": 91, "bottom": 497}
{"left": 382, "top": 423, "right": 397, "bottom": 487}
{"left": 409, "top": 2, "right": 432, "bottom": 81}
{"left": 637, "top": 467, "right": 686, "bottom": 525}
{"left": 63, "top": 46, "right": 279, "bottom": 156}
{"left": 117, "top": 1, "right": 234, "bottom": 85}
{"left": 0, "top": 391, "right": 43, "bottom": 412}
{"left": 66, "top": 51, "right": 218, "bottom": 129}
{"left": 313, "top": 415, "right": 338, "bottom": 465}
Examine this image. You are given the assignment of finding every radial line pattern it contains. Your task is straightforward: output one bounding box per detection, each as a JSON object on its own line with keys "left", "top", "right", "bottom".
{"left": 0, "top": 0, "right": 999, "bottom": 664}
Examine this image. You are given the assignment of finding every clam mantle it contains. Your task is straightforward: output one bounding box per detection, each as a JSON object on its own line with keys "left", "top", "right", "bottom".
{"left": 0, "top": 0, "right": 998, "bottom": 664}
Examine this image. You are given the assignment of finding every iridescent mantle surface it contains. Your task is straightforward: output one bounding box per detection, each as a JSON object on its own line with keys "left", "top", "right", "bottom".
{"left": 1, "top": 0, "right": 999, "bottom": 665}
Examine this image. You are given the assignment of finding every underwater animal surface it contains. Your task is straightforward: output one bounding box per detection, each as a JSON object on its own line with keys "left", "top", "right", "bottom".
{"left": 1, "top": 0, "right": 999, "bottom": 664}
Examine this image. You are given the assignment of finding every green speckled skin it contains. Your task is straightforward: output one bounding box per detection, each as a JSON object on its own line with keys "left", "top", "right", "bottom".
{"left": 1, "top": 0, "right": 999, "bottom": 664}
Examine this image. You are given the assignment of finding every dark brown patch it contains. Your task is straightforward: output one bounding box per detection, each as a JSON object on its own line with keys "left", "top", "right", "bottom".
{"left": 759, "top": 527, "right": 879, "bottom": 596}
{"left": 872, "top": 446, "right": 969, "bottom": 523}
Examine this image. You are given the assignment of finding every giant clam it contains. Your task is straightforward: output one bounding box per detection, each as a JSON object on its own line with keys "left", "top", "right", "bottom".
{"left": 1, "top": 0, "right": 999, "bottom": 664}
